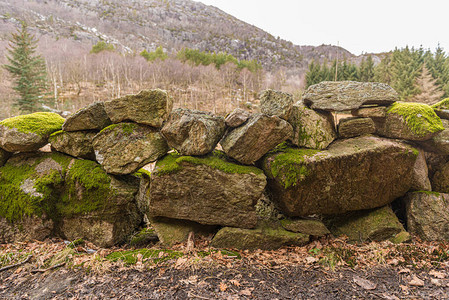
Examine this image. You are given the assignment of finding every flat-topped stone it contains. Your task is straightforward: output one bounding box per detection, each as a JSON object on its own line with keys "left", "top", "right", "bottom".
{"left": 302, "top": 81, "right": 398, "bottom": 111}
{"left": 351, "top": 106, "right": 387, "bottom": 118}
{"left": 338, "top": 117, "right": 376, "bottom": 138}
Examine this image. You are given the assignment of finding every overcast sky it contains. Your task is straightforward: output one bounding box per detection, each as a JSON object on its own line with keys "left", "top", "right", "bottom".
{"left": 196, "top": 0, "right": 448, "bottom": 56}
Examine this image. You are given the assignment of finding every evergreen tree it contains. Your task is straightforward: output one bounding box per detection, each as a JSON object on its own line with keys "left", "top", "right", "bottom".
{"left": 3, "top": 21, "right": 48, "bottom": 113}
{"left": 425, "top": 46, "right": 449, "bottom": 97}
{"left": 305, "top": 60, "right": 322, "bottom": 87}
{"left": 359, "top": 55, "right": 375, "bottom": 82}
{"left": 410, "top": 66, "right": 444, "bottom": 105}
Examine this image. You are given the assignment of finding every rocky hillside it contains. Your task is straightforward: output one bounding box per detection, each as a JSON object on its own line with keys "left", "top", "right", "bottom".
{"left": 0, "top": 0, "right": 353, "bottom": 71}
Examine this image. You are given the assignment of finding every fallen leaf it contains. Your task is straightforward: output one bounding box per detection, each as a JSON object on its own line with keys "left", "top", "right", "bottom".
{"left": 353, "top": 275, "right": 377, "bottom": 290}
{"left": 229, "top": 279, "right": 240, "bottom": 287}
{"left": 429, "top": 270, "right": 446, "bottom": 279}
{"left": 431, "top": 278, "right": 442, "bottom": 286}
{"left": 398, "top": 268, "right": 411, "bottom": 274}
{"left": 409, "top": 275, "right": 424, "bottom": 287}
{"left": 305, "top": 256, "right": 318, "bottom": 264}
{"left": 219, "top": 282, "right": 228, "bottom": 292}
{"left": 239, "top": 288, "right": 253, "bottom": 296}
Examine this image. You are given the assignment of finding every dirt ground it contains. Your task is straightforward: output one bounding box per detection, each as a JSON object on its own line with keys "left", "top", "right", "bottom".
{"left": 2, "top": 238, "right": 449, "bottom": 299}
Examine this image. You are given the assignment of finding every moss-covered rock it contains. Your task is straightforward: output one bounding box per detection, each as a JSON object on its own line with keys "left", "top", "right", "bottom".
{"left": 431, "top": 98, "right": 449, "bottom": 120}
{"left": 49, "top": 130, "right": 96, "bottom": 159}
{"left": 225, "top": 108, "right": 250, "bottom": 127}
{"left": 261, "top": 136, "right": 418, "bottom": 216}
{"left": 129, "top": 228, "right": 158, "bottom": 246}
{"left": 302, "top": 81, "right": 398, "bottom": 111}
{"left": 161, "top": 108, "right": 225, "bottom": 156}
{"left": 147, "top": 151, "right": 266, "bottom": 228}
{"left": 93, "top": 122, "right": 168, "bottom": 175}
{"left": 325, "top": 206, "right": 406, "bottom": 243}
{"left": 0, "top": 152, "right": 73, "bottom": 242}
{"left": 59, "top": 159, "right": 141, "bottom": 247}
{"left": 104, "top": 89, "right": 172, "bottom": 128}
{"left": 404, "top": 191, "right": 449, "bottom": 241}
{"left": 62, "top": 102, "right": 111, "bottom": 131}
{"left": 0, "top": 112, "right": 65, "bottom": 152}
{"left": 221, "top": 113, "right": 293, "bottom": 165}
{"left": 338, "top": 117, "right": 375, "bottom": 138}
{"left": 259, "top": 89, "right": 294, "bottom": 120}
{"left": 211, "top": 223, "right": 309, "bottom": 250}
{"left": 376, "top": 102, "right": 444, "bottom": 141}
{"left": 280, "top": 218, "right": 330, "bottom": 236}
{"left": 288, "top": 101, "right": 336, "bottom": 149}
{"left": 149, "top": 217, "right": 216, "bottom": 246}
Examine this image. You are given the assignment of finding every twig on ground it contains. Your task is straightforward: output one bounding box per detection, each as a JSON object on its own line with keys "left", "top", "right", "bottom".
{"left": 31, "top": 262, "right": 66, "bottom": 273}
{"left": 0, "top": 255, "right": 32, "bottom": 273}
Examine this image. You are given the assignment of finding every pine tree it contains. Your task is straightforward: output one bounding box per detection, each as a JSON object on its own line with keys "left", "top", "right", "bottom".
{"left": 359, "top": 55, "right": 375, "bottom": 82}
{"left": 3, "top": 21, "right": 48, "bottom": 113}
{"left": 410, "top": 66, "right": 444, "bottom": 105}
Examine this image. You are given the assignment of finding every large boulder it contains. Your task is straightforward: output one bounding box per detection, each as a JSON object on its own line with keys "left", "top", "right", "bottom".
{"left": 404, "top": 192, "right": 449, "bottom": 241}
{"left": 49, "top": 130, "right": 96, "bottom": 160}
{"left": 302, "top": 81, "right": 398, "bottom": 111}
{"left": 0, "top": 112, "right": 65, "bottom": 152}
{"left": 325, "top": 206, "right": 407, "bottom": 243}
{"left": 0, "top": 152, "right": 72, "bottom": 243}
{"left": 161, "top": 109, "right": 225, "bottom": 156}
{"left": 261, "top": 136, "right": 418, "bottom": 216}
{"left": 375, "top": 102, "right": 444, "bottom": 141}
{"left": 93, "top": 123, "right": 168, "bottom": 175}
{"left": 221, "top": 114, "right": 293, "bottom": 165}
{"left": 259, "top": 89, "right": 294, "bottom": 120}
{"left": 62, "top": 102, "right": 111, "bottom": 131}
{"left": 225, "top": 108, "right": 250, "bottom": 128}
{"left": 287, "top": 101, "right": 336, "bottom": 149}
{"left": 338, "top": 117, "right": 376, "bottom": 138}
{"left": 104, "top": 89, "right": 172, "bottom": 128}
{"left": 211, "top": 223, "right": 309, "bottom": 250}
{"left": 59, "top": 159, "right": 141, "bottom": 247}
{"left": 147, "top": 151, "right": 266, "bottom": 228}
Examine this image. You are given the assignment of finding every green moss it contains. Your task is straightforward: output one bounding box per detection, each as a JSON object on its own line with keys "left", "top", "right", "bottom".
{"left": 106, "top": 249, "right": 183, "bottom": 265}
{"left": 0, "top": 112, "right": 65, "bottom": 137}
{"left": 134, "top": 168, "right": 151, "bottom": 179}
{"left": 67, "top": 238, "right": 85, "bottom": 248}
{"left": 431, "top": 98, "right": 449, "bottom": 110}
{"left": 267, "top": 147, "right": 320, "bottom": 189}
{"left": 57, "top": 159, "right": 112, "bottom": 217}
{"left": 49, "top": 130, "right": 63, "bottom": 138}
{"left": 154, "top": 151, "right": 263, "bottom": 176}
{"left": 129, "top": 228, "right": 157, "bottom": 246}
{"left": 414, "top": 190, "right": 441, "bottom": 197}
{"left": 387, "top": 102, "right": 444, "bottom": 137}
{"left": 0, "top": 153, "right": 72, "bottom": 222}
{"left": 99, "top": 123, "right": 137, "bottom": 136}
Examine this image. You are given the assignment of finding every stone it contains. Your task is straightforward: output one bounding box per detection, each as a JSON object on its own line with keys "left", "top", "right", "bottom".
{"left": 431, "top": 161, "right": 449, "bottom": 192}
{"left": 261, "top": 136, "right": 418, "bottom": 216}
{"left": 49, "top": 130, "right": 96, "bottom": 160}
{"left": 419, "top": 120, "right": 449, "bottom": 155}
{"left": 210, "top": 223, "right": 309, "bottom": 250}
{"left": 147, "top": 152, "right": 266, "bottom": 228}
{"left": 0, "top": 112, "right": 65, "bottom": 152}
{"left": 338, "top": 117, "right": 376, "bottom": 138}
{"left": 288, "top": 101, "right": 336, "bottom": 149}
{"left": 62, "top": 102, "right": 111, "bottom": 131}
{"left": 59, "top": 159, "right": 141, "bottom": 247}
{"left": 259, "top": 89, "right": 294, "bottom": 120}
{"left": 425, "top": 152, "right": 449, "bottom": 179}
{"left": 410, "top": 149, "right": 431, "bottom": 191}
{"left": 0, "top": 148, "right": 11, "bottom": 167}
{"left": 221, "top": 114, "right": 293, "bottom": 165}
{"left": 0, "top": 152, "right": 72, "bottom": 242}
{"left": 351, "top": 106, "right": 388, "bottom": 118}
{"left": 149, "top": 217, "right": 216, "bottom": 246}
{"left": 404, "top": 192, "right": 449, "bottom": 241}
{"left": 129, "top": 228, "right": 158, "bottom": 246}
{"left": 302, "top": 81, "right": 398, "bottom": 111}
{"left": 104, "top": 89, "right": 172, "bottom": 128}
{"left": 432, "top": 98, "right": 449, "bottom": 120}
{"left": 375, "top": 102, "right": 444, "bottom": 141}
{"left": 161, "top": 109, "right": 225, "bottom": 155}
{"left": 325, "top": 206, "right": 406, "bottom": 243}
{"left": 280, "top": 218, "right": 330, "bottom": 236}
{"left": 92, "top": 123, "right": 168, "bottom": 175}
{"left": 225, "top": 108, "right": 250, "bottom": 127}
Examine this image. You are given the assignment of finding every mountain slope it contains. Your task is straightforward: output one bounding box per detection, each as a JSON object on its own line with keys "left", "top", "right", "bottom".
{"left": 0, "top": 0, "right": 354, "bottom": 72}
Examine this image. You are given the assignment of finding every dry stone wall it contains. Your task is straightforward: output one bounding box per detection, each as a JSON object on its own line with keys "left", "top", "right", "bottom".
{"left": 2, "top": 82, "right": 449, "bottom": 249}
